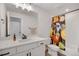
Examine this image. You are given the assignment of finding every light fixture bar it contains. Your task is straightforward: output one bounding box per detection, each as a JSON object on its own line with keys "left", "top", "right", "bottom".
{"left": 12, "top": 3, "right": 32, "bottom": 11}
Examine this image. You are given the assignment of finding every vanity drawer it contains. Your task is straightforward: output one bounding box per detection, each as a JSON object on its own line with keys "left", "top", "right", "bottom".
{"left": 16, "top": 45, "right": 27, "bottom": 53}
{"left": 14, "top": 52, "right": 27, "bottom": 56}
{"left": 30, "top": 39, "right": 50, "bottom": 47}
{"left": 38, "top": 40, "right": 50, "bottom": 46}
{"left": 0, "top": 47, "right": 16, "bottom": 56}
{"left": 26, "top": 41, "right": 41, "bottom": 50}
{"left": 26, "top": 40, "right": 46, "bottom": 50}
{"left": 39, "top": 40, "right": 46, "bottom": 45}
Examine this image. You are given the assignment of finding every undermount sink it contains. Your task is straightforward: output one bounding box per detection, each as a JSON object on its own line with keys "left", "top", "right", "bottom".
{"left": 18, "top": 39, "right": 31, "bottom": 42}
{"left": 12, "top": 38, "right": 30, "bottom": 43}
{"left": 15, "top": 36, "right": 41, "bottom": 43}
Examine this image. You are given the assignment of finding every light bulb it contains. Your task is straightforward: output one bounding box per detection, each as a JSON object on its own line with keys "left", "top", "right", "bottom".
{"left": 12, "top": 3, "right": 32, "bottom": 11}
{"left": 26, "top": 5, "right": 32, "bottom": 11}
{"left": 21, "top": 3, "right": 26, "bottom": 10}
{"left": 13, "top": 3, "right": 20, "bottom": 8}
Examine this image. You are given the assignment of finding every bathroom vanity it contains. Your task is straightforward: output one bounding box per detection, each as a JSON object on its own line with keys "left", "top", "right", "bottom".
{"left": 0, "top": 37, "right": 50, "bottom": 56}
{"left": 0, "top": 7, "right": 49, "bottom": 56}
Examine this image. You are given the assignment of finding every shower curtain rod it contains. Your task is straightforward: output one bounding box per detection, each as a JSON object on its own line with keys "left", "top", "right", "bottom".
{"left": 58, "top": 8, "right": 79, "bottom": 16}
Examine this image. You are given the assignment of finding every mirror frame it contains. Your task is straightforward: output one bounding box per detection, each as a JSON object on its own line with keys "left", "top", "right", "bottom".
{"left": 6, "top": 12, "right": 22, "bottom": 37}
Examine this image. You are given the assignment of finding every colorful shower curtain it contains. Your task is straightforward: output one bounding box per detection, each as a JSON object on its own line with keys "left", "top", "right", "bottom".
{"left": 50, "top": 15, "right": 65, "bottom": 50}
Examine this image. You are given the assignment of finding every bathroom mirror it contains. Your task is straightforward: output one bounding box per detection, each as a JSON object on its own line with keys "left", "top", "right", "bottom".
{"left": 5, "top": 3, "right": 38, "bottom": 38}
{"left": 10, "top": 17, "right": 21, "bottom": 36}
{"left": 6, "top": 14, "right": 22, "bottom": 37}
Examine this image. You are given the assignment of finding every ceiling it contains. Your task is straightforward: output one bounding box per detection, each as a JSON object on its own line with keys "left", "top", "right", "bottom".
{"left": 33, "top": 3, "right": 79, "bottom": 15}
{"left": 5, "top": 3, "right": 79, "bottom": 16}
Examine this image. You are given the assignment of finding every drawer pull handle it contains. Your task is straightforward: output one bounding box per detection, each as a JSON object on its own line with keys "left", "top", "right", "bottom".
{"left": 40, "top": 42, "right": 44, "bottom": 45}
{"left": 28, "top": 52, "right": 31, "bottom": 56}
{"left": 0, "top": 52, "right": 10, "bottom": 56}
{"left": 27, "top": 53, "right": 28, "bottom": 56}
{"left": 30, "top": 52, "right": 31, "bottom": 56}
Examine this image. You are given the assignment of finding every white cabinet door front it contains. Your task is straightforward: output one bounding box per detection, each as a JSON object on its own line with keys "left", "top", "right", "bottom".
{"left": 14, "top": 51, "right": 28, "bottom": 56}
{"left": 31, "top": 46, "right": 45, "bottom": 56}
{"left": 14, "top": 53, "right": 26, "bottom": 56}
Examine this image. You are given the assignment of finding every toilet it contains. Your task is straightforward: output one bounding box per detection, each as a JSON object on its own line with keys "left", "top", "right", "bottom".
{"left": 47, "top": 44, "right": 59, "bottom": 56}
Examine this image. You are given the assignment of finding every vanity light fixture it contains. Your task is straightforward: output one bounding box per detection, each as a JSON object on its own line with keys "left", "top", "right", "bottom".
{"left": 14, "top": 3, "right": 20, "bottom": 8}
{"left": 12, "top": 3, "right": 32, "bottom": 11}
{"left": 26, "top": 3, "right": 32, "bottom": 11}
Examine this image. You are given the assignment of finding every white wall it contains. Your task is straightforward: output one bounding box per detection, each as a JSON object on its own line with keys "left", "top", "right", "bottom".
{"left": 32, "top": 5, "right": 51, "bottom": 37}
{"left": 7, "top": 11, "right": 38, "bottom": 36}
{"left": 0, "top": 4, "right": 6, "bottom": 38}
{"left": 0, "top": 3, "right": 52, "bottom": 39}
{"left": 8, "top": 4, "right": 52, "bottom": 38}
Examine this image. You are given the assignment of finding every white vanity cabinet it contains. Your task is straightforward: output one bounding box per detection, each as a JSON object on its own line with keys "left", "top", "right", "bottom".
{"left": 0, "top": 38, "right": 50, "bottom": 56}
{"left": 27, "top": 40, "right": 46, "bottom": 56}
{"left": 0, "top": 47, "right": 16, "bottom": 56}
{"left": 30, "top": 45, "right": 45, "bottom": 56}
{"left": 15, "top": 40, "right": 48, "bottom": 56}
{"left": 14, "top": 44, "right": 28, "bottom": 56}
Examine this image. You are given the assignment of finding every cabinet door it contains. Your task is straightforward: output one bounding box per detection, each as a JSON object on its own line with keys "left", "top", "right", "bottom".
{"left": 14, "top": 51, "right": 28, "bottom": 56}
{"left": 14, "top": 52, "right": 26, "bottom": 56}
{"left": 0, "top": 47, "right": 16, "bottom": 56}
{"left": 31, "top": 45, "right": 45, "bottom": 56}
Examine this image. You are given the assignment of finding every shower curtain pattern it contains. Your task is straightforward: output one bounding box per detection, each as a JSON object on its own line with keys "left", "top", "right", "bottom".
{"left": 50, "top": 15, "right": 65, "bottom": 50}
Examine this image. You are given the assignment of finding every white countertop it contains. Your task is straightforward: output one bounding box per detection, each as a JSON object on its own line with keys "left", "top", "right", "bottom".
{"left": 0, "top": 36, "right": 48, "bottom": 50}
